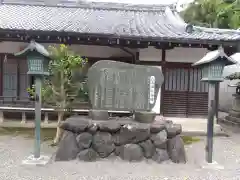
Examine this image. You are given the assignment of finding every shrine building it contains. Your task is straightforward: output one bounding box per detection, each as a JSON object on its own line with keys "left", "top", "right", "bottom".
{"left": 0, "top": 0, "right": 239, "bottom": 119}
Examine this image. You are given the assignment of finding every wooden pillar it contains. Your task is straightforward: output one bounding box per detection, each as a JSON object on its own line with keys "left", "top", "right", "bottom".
{"left": 186, "top": 68, "right": 191, "bottom": 117}
{"left": 215, "top": 82, "right": 219, "bottom": 121}
{"left": 0, "top": 55, "right": 3, "bottom": 96}
{"left": 16, "top": 59, "right": 20, "bottom": 99}
{"left": 160, "top": 49, "right": 166, "bottom": 115}
{"left": 135, "top": 51, "right": 140, "bottom": 64}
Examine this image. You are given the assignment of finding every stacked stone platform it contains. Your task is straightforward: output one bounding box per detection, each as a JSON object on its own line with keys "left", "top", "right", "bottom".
{"left": 221, "top": 111, "right": 240, "bottom": 127}
{"left": 220, "top": 94, "right": 240, "bottom": 127}
{"left": 55, "top": 116, "right": 186, "bottom": 164}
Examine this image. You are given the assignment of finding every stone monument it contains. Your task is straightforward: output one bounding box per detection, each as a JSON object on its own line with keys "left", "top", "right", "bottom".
{"left": 87, "top": 60, "right": 164, "bottom": 122}
{"left": 54, "top": 60, "right": 186, "bottom": 164}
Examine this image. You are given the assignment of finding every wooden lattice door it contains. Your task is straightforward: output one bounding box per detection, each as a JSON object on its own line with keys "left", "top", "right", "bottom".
{"left": 163, "top": 64, "right": 208, "bottom": 117}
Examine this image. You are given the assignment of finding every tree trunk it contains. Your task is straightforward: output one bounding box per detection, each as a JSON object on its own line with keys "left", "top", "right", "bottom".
{"left": 53, "top": 71, "right": 66, "bottom": 146}
{"left": 53, "top": 111, "right": 64, "bottom": 145}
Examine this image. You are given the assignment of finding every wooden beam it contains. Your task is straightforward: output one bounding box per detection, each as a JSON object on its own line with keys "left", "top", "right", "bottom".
{"left": 160, "top": 49, "right": 166, "bottom": 115}
{"left": 0, "top": 53, "right": 134, "bottom": 63}
{"left": 0, "top": 29, "right": 238, "bottom": 48}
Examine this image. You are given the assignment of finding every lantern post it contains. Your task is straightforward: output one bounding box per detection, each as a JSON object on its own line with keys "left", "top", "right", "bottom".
{"left": 15, "top": 40, "right": 50, "bottom": 165}
{"left": 192, "top": 47, "right": 237, "bottom": 166}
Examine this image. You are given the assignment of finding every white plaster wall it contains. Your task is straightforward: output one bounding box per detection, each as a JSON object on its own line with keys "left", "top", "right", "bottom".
{"left": 166, "top": 48, "right": 209, "bottom": 63}
{"left": 0, "top": 41, "right": 133, "bottom": 57}
{"left": 139, "top": 47, "right": 209, "bottom": 63}
{"left": 219, "top": 80, "right": 236, "bottom": 112}
{"left": 1, "top": 42, "right": 210, "bottom": 63}
{"left": 139, "top": 47, "right": 162, "bottom": 61}
{"left": 219, "top": 60, "right": 240, "bottom": 112}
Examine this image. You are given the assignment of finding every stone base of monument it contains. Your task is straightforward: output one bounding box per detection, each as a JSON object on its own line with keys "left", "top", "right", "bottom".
{"left": 221, "top": 94, "right": 240, "bottom": 127}
{"left": 55, "top": 116, "right": 186, "bottom": 163}
{"left": 219, "top": 110, "right": 240, "bottom": 128}
{"left": 88, "top": 109, "right": 109, "bottom": 120}
{"left": 134, "top": 111, "right": 156, "bottom": 123}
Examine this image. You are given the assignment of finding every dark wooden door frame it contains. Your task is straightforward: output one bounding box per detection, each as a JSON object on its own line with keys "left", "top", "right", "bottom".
{"left": 160, "top": 49, "right": 166, "bottom": 115}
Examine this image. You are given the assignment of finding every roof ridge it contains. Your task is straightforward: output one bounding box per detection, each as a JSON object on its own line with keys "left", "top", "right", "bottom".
{"left": 1, "top": 0, "right": 175, "bottom": 12}
{"left": 195, "top": 26, "right": 240, "bottom": 35}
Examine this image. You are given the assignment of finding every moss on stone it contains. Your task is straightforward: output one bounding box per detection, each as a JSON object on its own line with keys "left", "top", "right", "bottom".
{"left": 181, "top": 136, "right": 201, "bottom": 145}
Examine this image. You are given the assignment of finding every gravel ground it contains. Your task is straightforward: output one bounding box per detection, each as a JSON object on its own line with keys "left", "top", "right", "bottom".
{"left": 0, "top": 135, "right": 240, "bottom": 180}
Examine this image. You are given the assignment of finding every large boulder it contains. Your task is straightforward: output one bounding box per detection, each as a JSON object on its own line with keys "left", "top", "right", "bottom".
{"left": 113, "top": 123, "right": 150, "bottom": 145}
{"left": 150, "top": 129, "right": 167, "bottom": 148}
{"left": 55, "top": 131, "right": 80, "bottom": 161}
{"left": 77, "top": 148, "right": 99, "bottom": 162}
{"left": 166, "top": 124, "right": 182, "bottom": 138}
{"left": 114, "top": 145, "right": 124, "bottom": 156}
{"left": 98, "top": 121, "right": 121, "bottom": 133}
{"left": 139, "top": 139, "right": 155, "bottom": 158}
{"left": 167, "top": 135, "right": 186, "bottom": 163}
{"left": 150, "top": 121, "right": 166, "bottom": 133}
{"left": 119, "top": 144, "right": 143, "bottom": 161}
{"left": 76, "top": 132, "right": 92, "bottom": 149}
{"left": 88, "top": 123, "right": 98, "bottom": 134}
{"left": 92, "top": 132, "right": 115, "bottom": 158}
{"left": 60, "top": 117, "right": 90, "bottom": 133}
{"left": 152, "top": 149, "right": 169, "bottom": 163}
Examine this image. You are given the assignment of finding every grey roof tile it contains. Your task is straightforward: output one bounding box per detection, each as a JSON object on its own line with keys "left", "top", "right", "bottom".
{"left": 0, "top": 2, "right": 239, "bottom": 42}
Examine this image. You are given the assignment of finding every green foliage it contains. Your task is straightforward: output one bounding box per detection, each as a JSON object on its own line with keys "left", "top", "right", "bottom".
{"left": 26, "top": 79, "right": 53, "bottom": 103}
{"left": 182, "top": 0, "right": 240, "bottom": 29}
{"left": 46, "top": 44, "right": 88, "bottom": 109}
{"left": 27, "top": 44, "right": 89, "bottom": 110}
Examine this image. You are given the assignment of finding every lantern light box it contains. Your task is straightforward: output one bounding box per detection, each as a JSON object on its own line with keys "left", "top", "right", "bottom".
{"left": 192, "top": 47, "right": 237, "bottom": 82}
{"left": 14, "top": 40, "right": 50, "bottom": 76}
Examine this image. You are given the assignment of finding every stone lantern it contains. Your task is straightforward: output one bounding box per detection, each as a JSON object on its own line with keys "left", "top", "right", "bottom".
{"left": 193, "top": 47, "right": 236, "bottom": 82}
{"left": 15, "top": 40, "right": 50, "bottom": 76}
{"left": 223, "top": 52, "right": 240, "bottom": 130}
{"left": 192, "top": 47, "right": 237, "bottom": 166}
{"left": 15, "top": 40, "right": 50, "bottom": 165}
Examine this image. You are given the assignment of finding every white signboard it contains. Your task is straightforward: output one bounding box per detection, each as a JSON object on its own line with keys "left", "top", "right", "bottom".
{"left": 149, "top": 76, "right": 155, "bottom": 104}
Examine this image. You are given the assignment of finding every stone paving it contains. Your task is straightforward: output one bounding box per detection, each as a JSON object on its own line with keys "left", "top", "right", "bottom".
{"left": 0, "top": 134, "right": 240, "bottom": 180}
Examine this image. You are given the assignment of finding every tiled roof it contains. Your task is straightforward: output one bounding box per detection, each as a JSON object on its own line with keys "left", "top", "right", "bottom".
{"left": 0, "top": 2, "right": 240, "bottom": 42}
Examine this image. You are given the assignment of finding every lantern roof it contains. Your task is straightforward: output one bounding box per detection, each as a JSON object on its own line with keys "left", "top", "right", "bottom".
{"left": 14, "top": 40, "right": 49, "bottom": 57}
{"left": 192, "top": 47, "right": 237, "bottom": 67}
{"left": 230, "top": 53, "right": 240, "bottom": 62}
